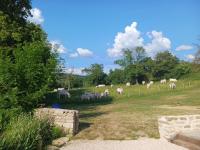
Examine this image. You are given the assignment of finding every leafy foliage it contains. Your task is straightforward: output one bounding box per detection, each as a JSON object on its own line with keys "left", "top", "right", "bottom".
{"left": 153, "top": 51, "right": 179, "bottom": 79}
{"left": 0, "top": 114, "right": 53, "bottom": 150}
{"left": 0, "top": 8, "right": 58, "bottom": 111}
{"left": 83, "top": 64, "right": 107, "bottom": 86}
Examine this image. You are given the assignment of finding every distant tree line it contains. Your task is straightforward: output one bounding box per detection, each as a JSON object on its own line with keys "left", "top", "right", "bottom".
{"left": 65, "top": 46, "right": 200, "bottom": 87}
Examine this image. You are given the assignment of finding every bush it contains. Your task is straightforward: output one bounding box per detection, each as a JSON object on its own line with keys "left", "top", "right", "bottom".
{"left": 0, "top": 108, "right": 22, "bottom": 133}
{"left": 52, "top": 126, "right": 66, "bottom": 139}
{"left": 0, "top": 114, "right": 53, "bottom": 150}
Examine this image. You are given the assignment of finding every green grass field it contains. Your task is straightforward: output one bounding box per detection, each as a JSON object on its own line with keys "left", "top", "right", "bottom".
{"left": 59, "top": 74, "right": 200, "bottom": 140}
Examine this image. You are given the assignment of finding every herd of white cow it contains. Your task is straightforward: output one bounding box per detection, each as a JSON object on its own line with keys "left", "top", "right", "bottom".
{"left": 54, "top": 78, "right": 177, "bottom": 100}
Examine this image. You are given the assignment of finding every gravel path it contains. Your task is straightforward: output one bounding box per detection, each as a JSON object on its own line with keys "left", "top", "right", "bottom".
{"left": 61, "top": 139, "right": 187, "bottom": 150}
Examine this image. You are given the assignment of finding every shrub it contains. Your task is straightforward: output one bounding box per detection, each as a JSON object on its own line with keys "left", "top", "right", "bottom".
{"left": 0, "top": 114, "right": 53, "bottom": 150}
{"left": 0, "top": 108, "right": 22, "bottom": 133}
{"left": 52, "top": 126, "right": 66, "bottom": 139}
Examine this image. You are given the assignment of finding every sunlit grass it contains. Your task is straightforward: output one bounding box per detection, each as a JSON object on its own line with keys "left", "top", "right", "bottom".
{"left": 63, "top": 79, "right": 200, "bottom": 140}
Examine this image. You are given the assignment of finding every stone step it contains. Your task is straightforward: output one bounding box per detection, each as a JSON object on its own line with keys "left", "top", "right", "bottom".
{"left": 171, "top": 130, "right": 200, "bottom": 150}
{"left": 176, "top": 132, "right": 200, "bottom": 146}
{"left": 172, "top": 139, "right": 200, "bottom": 150}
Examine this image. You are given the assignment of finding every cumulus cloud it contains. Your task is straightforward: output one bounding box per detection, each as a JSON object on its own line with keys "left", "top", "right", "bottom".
{"left": 69, "top": 48, "right": 93, "bottom": 58}
{"left": 107, "top": 22, "right": 172, "bottom": 58}
{"left": 186, "top": 54, "right": 195, "bottom": 60}
{"left": 50, "top": 40, "right": 66, "bottom": 53}
{"left": 28, "top": 8, "right": 44, "bottom": 24}
{"left": 144, "top": 31, "right": 171, "bottom": 57}
{"left": 107, "top": 22, "right": 144, "bottom": 57}
{"left": 175, "top": 45, "right": 193, "bottom": 51}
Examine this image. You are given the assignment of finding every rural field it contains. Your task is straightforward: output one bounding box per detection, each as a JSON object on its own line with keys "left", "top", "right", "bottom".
{"left": 63, "top": 74, "right": 200, "bottom": 140}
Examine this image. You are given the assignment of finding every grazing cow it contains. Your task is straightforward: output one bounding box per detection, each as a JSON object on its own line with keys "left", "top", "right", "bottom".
{"left": 96, "top": 84, "right": 106, "bottom": 88}
{"left": 126, "top": 82, "right": 131, "bottom": 87}
{"left": 149, "top": 81, "right": 154, "bottom": 85}
{"left": 104, "top": 89, "right": 109, "bottom": 95}
{"left": 117, "top": 88, "right": 123, "bottom": 94}
{"left": 81, "top": 93, "right": 90, "bottom": 100}
{"left": 57, "top": 88, "right": 64, "bottom": 91}
{"left": 147, "top": 83, "right": 151, "bottom": 89}
{"left": 169, "top": 78, "right": 177, "bottom": 82}
{"left": 57, "top": 89, "right": 70, "bottom": 99}
{"left": 160, "top": 79, "right": 167, "bottom": 84}
{"left": 94, "top": 93, "right": 101, "bottom": 99}
{"left": 142, "top": 81, "right": 145, "bottom": 85}
{"left": 169, "top": 82, "right": 176, "bottom": 89}
{"left": 81, "top": 92, "right": 95, "bottom": 100}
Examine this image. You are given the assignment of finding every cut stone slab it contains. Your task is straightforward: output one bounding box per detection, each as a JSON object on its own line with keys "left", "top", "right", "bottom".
{"left": 171, "top": 130, "right": 200, "bottom": 150}
{"left": 52, "top": 137, "right": 69, "bottom": 147}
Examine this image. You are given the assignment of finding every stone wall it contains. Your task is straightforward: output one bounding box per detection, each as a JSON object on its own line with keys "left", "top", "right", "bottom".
{"left": 158, "top": 115, "right": 200, "bottom": 140}
{"left": 35, "top": 108, "right": 79, "bottom": 135}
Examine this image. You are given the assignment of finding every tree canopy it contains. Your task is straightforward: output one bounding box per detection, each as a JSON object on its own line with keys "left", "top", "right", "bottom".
{"left": 0, "top": 0, "right": 58, "bottom": 111}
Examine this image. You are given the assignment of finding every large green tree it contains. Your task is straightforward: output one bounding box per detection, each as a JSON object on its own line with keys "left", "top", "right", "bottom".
{"left": 82, "top": 64, "right": 107, "bottom": 86}
{"left": 0, "top": 1, "right": 58, "bottom": 111}
{"left": 153, "top": 51, "right": 179, "bottom": 79}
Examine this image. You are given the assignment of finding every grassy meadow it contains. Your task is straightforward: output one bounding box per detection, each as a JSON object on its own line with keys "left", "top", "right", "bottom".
{"left": 52, "top": 74, "right": 200, "bottom": 140}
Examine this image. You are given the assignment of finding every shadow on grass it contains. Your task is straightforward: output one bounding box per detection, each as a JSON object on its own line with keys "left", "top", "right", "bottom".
{"left": 78, "top": 121, "right": 93, "bottom": 132}
{"left": 43, "top": 88, "right": 113, "bottom": 132}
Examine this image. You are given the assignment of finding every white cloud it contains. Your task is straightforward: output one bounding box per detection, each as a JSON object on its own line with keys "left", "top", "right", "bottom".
{"left": 77, "top": 48, "right": 93, "bottom": 57}
{"left": 50, "top": 40, "right": 66, "bottom": 53}
{"left": 28, "top": 8, "right": 44, "bottom": 24}
{"left": 69, "top": 48, "right": 93, "bottom": 58}
{"left": 69, "top": 52, "right": 78, "bottom": 58}
{"left": 63, "top": 67, "right": 86, "bottom": 76}
{"left": 175, "top": 45, "right": 193, "bottom": 51}
{"left": 107, "top": 22, "right": 172, "bottom": 58}
{"left": 144, "top": 31, "right": 171, "bottom": 57}
{"left": 186, "top": 54, "right": 195, "bottom": 60}
{"left": 107, "top": 22, "right": 144, "bottom": 57}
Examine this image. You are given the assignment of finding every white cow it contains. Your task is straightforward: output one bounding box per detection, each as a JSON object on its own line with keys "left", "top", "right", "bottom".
{"left": 104, "top": 89, "right": 109, "bottom": 95}
{"left": 57, "top": 89, "right": 70, "bottom": 99}
{"left": 126, "top": 82, "right": 131, "bottom": 87}
{"left": 117, "top": 88, "right": 123, "bottom": 94}
{"left": 147, "top": 83, "right": 151, "bottom": 89}
{"left": 149, "top": 81, "right": 154, "bottom": 85}
{"left": 96, "top": 84, "right": 106, "bottom": 88}
{"left": 81, "top": 92, "right": 95, "bottom": 100}
{"left": 142, "top": 81, "right": 145, "bottom": 85}
{"left": 110, "top": 84, "right": 113, "bottom": 88}
{"left": 169, "top": 82, "right": 176, "bottom": 89}
{"left": 169, "top": 78, "right": 177, "bottom": 82}
{"left": 160, "top": 79, "right": 167, "bottom": 84}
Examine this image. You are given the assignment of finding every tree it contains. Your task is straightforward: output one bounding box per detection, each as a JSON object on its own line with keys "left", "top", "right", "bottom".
{"left": 114, "top": 49, "right": 134, "bottom": 68}
{"left": 0, "top": 2, "right": 58, "bottom": 111}
{"left": 134, "top": 47, "right": 146, "bottom": 63}
{"left": 153, "top": 51, "right": 179, "bottom": 80}
{"left": 108, "top": 69, "right": 125, "bottom": 84}
{"left": 113, "top": 47, "right": 147, "bottom": 83}
{"left": 82, "top": 64, "right": 107, "bottom": 86}
{"left": 0, "top": 0, "right": 31, "bottom": 22}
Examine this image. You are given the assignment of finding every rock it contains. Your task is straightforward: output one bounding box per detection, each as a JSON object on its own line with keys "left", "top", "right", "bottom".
{"left": 46, "top": 145, "right": 59, "bottom": 150}
{"left": 52, "top": 137, "right": 69, "bottom": 147}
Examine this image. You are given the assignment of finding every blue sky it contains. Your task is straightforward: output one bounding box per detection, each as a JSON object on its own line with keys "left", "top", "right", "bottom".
{"left": 30, "top": 0, "right": 200, "bottom": 74}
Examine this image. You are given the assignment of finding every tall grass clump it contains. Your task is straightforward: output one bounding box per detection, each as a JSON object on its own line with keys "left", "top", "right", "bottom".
{"left": 0, "top": 114, "right": 53, "bottom": 150}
